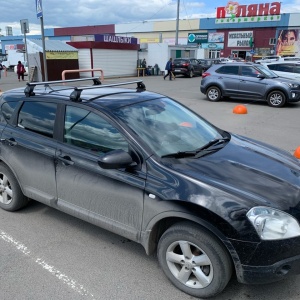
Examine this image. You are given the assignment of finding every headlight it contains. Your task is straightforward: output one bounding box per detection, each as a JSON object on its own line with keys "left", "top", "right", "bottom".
{"left": 284, "top": 82, "right": 299, "bottom": 88}
{"left": 247, "top": 206, "right": 300, "bottom": 240}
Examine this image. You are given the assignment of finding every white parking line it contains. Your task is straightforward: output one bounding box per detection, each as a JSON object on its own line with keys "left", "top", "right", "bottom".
{"left": 0, "top": 230, "right": 95, "bottom": 299}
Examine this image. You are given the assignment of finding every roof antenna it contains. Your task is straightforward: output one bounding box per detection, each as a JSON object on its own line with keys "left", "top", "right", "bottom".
{"left": 136, "top": 82, "right": 146, "bottom": 92}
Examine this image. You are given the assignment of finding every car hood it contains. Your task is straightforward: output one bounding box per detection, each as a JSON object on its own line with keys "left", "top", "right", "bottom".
{"left": 271, "top": 76, "right": 299, "bottom": 84}
{"left": 169, "top": 134, "right": 300, "bottom": 210}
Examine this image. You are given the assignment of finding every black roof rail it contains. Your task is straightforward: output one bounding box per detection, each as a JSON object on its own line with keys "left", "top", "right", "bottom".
{"left": 24, "top": 77, "right": 101, "bottom": 97}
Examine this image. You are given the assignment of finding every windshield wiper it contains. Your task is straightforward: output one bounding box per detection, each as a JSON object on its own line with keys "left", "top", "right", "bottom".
{"left": 161, "top": 137, "right": 230, "bottom": 159}
{"left": 161, "top": 150, "right": 198, "bottom": 159}
{"left": 195, "top": 137, "right": 230, "bottom": 152}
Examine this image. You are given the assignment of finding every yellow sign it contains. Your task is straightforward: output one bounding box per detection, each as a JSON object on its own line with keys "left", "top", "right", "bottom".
{"left": 139, "top": 38, "right": 160, "bottom": 43}
{"left": 46, "top": 52, "right": 78, "bottom": 59}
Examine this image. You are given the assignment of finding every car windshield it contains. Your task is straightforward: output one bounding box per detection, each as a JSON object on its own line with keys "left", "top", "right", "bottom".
{"left": 114, "top": 98, "right": 225, "bottom": 157}
{"left": 255, "top": 64, "right": 279, "bottom": 78}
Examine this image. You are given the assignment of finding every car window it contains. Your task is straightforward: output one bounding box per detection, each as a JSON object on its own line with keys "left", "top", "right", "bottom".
{"left": 266, "top": 64, "right": 278, "bottom": 71}
{"left": 294, "top": 65, "right": 300, "bottom": 74}
{"left": 174, "top": 59, "right": 187, "bottom": 64}
{"left": 241, "top": 66, "right": 260, "bottom": 77}
{"left": 17, "top": 102, "right": 57, "bottom": 138}
{"left": 275, "top": 64, "right": 294, "bottom": 73}
{"left": 113, "top": 98, "right": 223, "bottom": 157}
{"left": 1, "top": 101, "right": 20, "bottom": 124}
{"left": 215, "top": 65, "right": 239, "bottom": 75}
{"left": 64, "top": 106, "right": 128, "bottom": 154}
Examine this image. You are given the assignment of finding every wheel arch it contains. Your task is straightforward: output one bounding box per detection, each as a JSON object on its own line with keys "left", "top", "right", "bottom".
{"left": 0, "top": 159, "right": 27, "bottom": 197}
{"left": 265, "top": 88, "right": 289, "bottom": 102}
{"left": 141, "top": 204, "right": 240, "bottom": 268}
{"left": 204, "top": 84, "right": 223, "bottom": 96}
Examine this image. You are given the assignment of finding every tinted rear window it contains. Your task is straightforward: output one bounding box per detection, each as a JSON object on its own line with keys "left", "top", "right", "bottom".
{"left": 215, "top": 65, "right": 239, "bottom": 75}
{"left": 174, "top": 59, "right": 188, "bottom": 64}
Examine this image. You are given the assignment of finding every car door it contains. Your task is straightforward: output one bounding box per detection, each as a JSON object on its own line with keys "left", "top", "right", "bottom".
{"left": 0, "top": 100, "right": 58, "bottom": 205}
{"left": 238, "top": 66, "right": 268, "bottom": 99}
{"left": 214, "top": 65, "right": 240, "bottom": 96}
{"left": 191, "top": 59, "right": 202, "bottom": 74}
{"left": 55, "top": 105, "right": 146, "bottom": 241}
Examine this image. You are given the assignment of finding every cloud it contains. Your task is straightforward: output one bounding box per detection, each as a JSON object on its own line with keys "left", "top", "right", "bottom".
{"left": 0, "top": 0, "right": 299, "bottom": 37}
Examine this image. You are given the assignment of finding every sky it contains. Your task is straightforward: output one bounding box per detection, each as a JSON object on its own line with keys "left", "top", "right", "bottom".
{"left": 0, "top": 0, "right": 300, "bottom": 36}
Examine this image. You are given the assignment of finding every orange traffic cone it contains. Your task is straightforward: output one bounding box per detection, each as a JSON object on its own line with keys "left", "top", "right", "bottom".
{"left": 294, "top": 146, "right": 300, "bottom": 159}
{"left": 233, "top": 105, "right": 248, "bottom": 114}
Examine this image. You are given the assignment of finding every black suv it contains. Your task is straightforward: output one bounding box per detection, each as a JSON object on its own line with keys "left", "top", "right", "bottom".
{"left": 198, "top": 59, "right": 221, "bottom": 71}
{"left": 1, "top": 78, "right": 300, "bottom": 298}
{"left": 200, "top": 62, "right": 300, "bottom": 107}
{"left": 172, "top": 58, "right": 203, "bottom": 78}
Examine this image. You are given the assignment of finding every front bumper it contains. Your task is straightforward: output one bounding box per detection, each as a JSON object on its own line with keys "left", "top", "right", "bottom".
{"left": 229, "top": 237, "right": 300, "bottom": 284}
{"left": 288, "top": 89, "right": 300, "bottom": 103}
{"left": 239, "top": 254, "right": 300, "bottom": 284}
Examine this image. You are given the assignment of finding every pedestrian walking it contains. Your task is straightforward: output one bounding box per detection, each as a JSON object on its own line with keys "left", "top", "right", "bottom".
{"left": 0, "top": 62, "right": 3, "bottom": 81}
{"left": 17, "top": 61, "right": 25, "bottom": 81}
{"left": 164, "top": 58, "right": 173, "bottom": 80}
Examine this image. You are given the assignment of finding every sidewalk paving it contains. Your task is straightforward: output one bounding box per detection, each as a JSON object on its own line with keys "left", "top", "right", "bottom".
{"left": 0, "top": 70, "right": 28, "bottom": 93}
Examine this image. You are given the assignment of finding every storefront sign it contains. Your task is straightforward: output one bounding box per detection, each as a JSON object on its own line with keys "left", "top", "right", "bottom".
{"left": 201, "top": 43, "right": 224, "bottom": 50}
{"left": 208, "top": 33, "right": 224, "bottom": 43}
{"left": 188, "top": 33, "right": 208, "bottom": 44}
{"left": 216, "top": 1, "right": 281, "bottom": 23}
{"left": 228, "top": 31, "right": 253, "bottom": 47}
{"left": 139, "top": 38, "right": 160, "bottom": 43}
{"left": 95, "top": 34, "right": 138, "bottom": 44}
{"left": 5, "top": 45, "right": 16, "bottom": 50}
{"left": 46, "top": 52, "right": 78, "bottom": 59}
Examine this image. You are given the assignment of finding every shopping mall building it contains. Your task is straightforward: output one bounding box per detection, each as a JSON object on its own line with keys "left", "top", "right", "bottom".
{"left": 0, "top": 1, "right": 299, "bottom": 78}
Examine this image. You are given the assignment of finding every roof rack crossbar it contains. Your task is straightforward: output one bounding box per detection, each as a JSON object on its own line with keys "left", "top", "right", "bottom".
{"left": 68, "top": 80, "right": 146, "bottom": 102}
{"left": 24, "top": 78, "right": 146, "bottom": 100}
{"left": 26, "top": 77, "right": 100, "bottom": 87}
{"left": 24, "top": 77, "right": 101, "bottom": 97}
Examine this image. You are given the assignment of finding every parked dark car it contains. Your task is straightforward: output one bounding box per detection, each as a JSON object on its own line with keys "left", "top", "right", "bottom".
{"left": 200, "top": 62, "right": 300, "bottom": 107}
{"left": 1, "top": 78, "right": 300, "bottom": 298}
{"left": 172, "top": 58, "right": 203, "bottom": 78}
{"left": 198, "top": 59, "right": 221, "bottom": 71}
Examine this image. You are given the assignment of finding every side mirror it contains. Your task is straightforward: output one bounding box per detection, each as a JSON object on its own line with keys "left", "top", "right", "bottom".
{"left": 257, "top": 74, "right": 265, "bottom": 79}
{"left": 98, "top": 149, "right": 134, "bottom": 169}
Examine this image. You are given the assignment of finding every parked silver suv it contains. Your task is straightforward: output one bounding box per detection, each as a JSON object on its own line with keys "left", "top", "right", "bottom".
{"left": 200, "top": 62, "right": 300, "bottom": 107}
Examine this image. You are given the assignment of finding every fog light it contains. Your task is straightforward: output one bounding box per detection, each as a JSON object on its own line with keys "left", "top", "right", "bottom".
{"left": 292, "top": 93, "right": 296, "bottom": 98}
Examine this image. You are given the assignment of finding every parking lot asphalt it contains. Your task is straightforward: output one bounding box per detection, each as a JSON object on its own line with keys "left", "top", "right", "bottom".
{"left": 1, "top": 70, "right": 300, "bottom": 300}
{"left": 1, "top": 70, "right": 300, "bottom": 156}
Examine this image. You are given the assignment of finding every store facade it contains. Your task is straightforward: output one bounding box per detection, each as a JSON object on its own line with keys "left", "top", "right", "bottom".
{"left": 199, "top": 1, "right": 300, "bottom": 60}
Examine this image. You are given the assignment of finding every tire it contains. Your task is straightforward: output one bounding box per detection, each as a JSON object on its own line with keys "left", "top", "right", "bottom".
{"left": 206, "top": 86, "right": 221, "bottom": 102}
{"left": 0, "top": 163, "right": 28, "bottom": 211}
{"left": 267, "top": 90, "right": 286, "bottom": 107}
{"left": 157, "top": 222, "right": 232, "bottom": 298}
{"left": 189, "top": 70, "right": 194, "bottom": 78}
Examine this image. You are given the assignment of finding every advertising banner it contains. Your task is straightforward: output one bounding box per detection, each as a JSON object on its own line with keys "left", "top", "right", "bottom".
{"left": 188, "top": 33, "right": 208, "bottom": 44}
{"left": 227, "top": 31, "right": 253, "bottom": 47}
{"left": 276, "top": 29, "right": 300, "bottom": 56}
{"left": 201, "top": 43, "right": 224, "bottom": 50}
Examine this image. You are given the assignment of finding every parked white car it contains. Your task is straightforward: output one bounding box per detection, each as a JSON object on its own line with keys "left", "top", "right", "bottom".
{"left": 278, "top": 56, "right": 300, "bottom": 62}
{"left": 13, "top": 62, "right": 28, "bottom": 76}
{"left": 261, "top": 61, "right": 300, "bottom": 80}
{"left": 255, "top": 55, "right": 281, "bottom": 64}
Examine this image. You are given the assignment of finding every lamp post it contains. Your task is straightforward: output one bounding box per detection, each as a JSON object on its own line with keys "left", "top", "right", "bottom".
{"left": 36, "top": 0, "right": 48, "bottom": 81}
{"left": 20, "top": 19, "right": 30, "bottom": 71}
{"left": 175, "top": 0, "right": 180, "bottom": 45}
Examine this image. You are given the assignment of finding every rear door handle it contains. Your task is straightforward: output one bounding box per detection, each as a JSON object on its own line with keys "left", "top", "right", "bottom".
{"left": 57, "top": 155, "right": 75, "bottom": 166}
{"left": 0, "top": 138, "right": 17, "bottom": 146}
